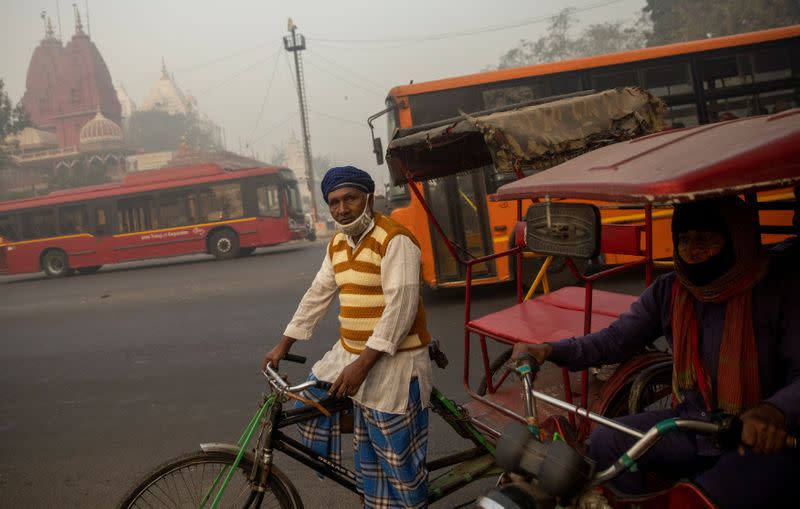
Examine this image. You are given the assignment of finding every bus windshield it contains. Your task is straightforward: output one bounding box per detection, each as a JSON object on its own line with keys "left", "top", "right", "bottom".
{"left": 286, "top": 183, "right": 304, "bottom": 216}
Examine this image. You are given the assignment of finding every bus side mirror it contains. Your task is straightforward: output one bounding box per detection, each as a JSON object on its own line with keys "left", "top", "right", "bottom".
{"left": 525, "top": 202, "right": 600, "bottom": 259}
{"left": 373, "top": 137, "right": 384, "bottom": 165}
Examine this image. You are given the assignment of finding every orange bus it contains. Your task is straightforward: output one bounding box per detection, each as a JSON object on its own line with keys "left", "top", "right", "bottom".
{"left": 370, "top": 25, "right": 800, "bottom": 288}
{"left": 0, "top": 163, "right": 310, "bottom": 277}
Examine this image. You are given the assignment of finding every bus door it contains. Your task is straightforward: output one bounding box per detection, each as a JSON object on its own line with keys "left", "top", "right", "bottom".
{"left": 424, "top": 169, "right": 494, "bottom": 284}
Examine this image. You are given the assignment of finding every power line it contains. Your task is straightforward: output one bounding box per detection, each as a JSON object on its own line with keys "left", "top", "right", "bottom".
{"left": 197, "top": 47, "right": 282, "bottom": 95}
{"left": 304, "top": 56, "right": 385, "bottom": 98}
{"left": 306, "top": 49, "right": 387, "bottom": 91}
{"left": 309, "top": 109, "right": 366, "bottom": 128}
{"left": 310, "top": 0, "right": 626, "bottom": 45}
{"left": 248, "top": 43, "right": 284, "bottom": 141}
{"left": 176, "top": 40, "right": 278, "bottom": 73}
{"left": 251, "top": 111, "right": 299, "bottom": 145}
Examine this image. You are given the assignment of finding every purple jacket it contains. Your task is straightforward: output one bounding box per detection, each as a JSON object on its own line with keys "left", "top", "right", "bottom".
{"left": 549, "top": 266, "right": 800, "bottom": 427}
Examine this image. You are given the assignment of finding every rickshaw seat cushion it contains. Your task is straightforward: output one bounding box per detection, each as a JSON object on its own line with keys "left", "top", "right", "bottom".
{"left": 536, "top": 287, "right": 636, "bottom": 317}
{"left": 467, "top": 287, "right": 636, "bottom": 344}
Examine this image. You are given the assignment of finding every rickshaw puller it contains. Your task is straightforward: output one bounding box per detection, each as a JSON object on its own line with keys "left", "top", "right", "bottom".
{"left": 261, "top": 166, "right": 433, "bottom": 509}
{"left": 513, "top": 196, "right": 800, "bottom": 508}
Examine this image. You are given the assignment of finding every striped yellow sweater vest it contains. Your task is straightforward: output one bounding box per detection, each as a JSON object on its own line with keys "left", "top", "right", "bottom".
{"left": 328, "top": 213, "right": 431, "bottom": 354}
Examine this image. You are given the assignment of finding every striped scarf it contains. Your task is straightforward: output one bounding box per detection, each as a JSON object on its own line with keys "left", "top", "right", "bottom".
{"left": 671, "top": 197, "right": 768, "bottom": 415}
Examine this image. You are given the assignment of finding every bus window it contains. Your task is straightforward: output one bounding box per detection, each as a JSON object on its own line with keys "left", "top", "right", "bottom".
{"left": 59, "top": 205, "right": 89, "bottom": 234}
{"left": 0, "top": 214, "right": 20, "bottom": 241}
{"left": 256, "top": 184, "right": 282, "bottom": 217}
{"left": 483, "top": 85, "right": 534, "bottom": 109}
{"left": 759, "top": 89, "right": 797, "bottom": 114}
{"left": 95, "top": 207, "right": 112, "bottom": 235}
{"left": 665, "top": 104, "right": 699, "bottom": 128}
{"left": 702, "top": 47, "right": 793, "bottom": 91}
{"left": 590, "top": 68, "right": 640, "bottom": 90}
{"left": 159, "top": 190, "right": 192, "bottom": 227}
{"left": 643, "top": 61, "right": 693, "bottom": 96}
{"left": 706, "top": 94, "right": 762, "bottom": 121}
{"left": 197, "top": 184, "right": 243, "bottom": 221}
{"left": 642, "top": 61, "right": 698, "bottom": 127}
{"left": 21, "top": 209, "right": 57, "bottom": 239}
{"left": 118, "top": 196, "right": 156, "bottom": 233}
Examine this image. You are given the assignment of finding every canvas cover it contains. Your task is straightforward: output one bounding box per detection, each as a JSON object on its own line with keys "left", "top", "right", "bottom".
{"left": 386, "top": 87, "right": 665, "bottom": 185}
{"left": 494, "top": 109, "right": 800, "bottom": 204}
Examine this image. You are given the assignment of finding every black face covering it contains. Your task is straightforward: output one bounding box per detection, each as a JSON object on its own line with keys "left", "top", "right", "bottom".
{"left": 674, "top": 243, "right": 735, "bottom": 286}
{"left": 672, "top": 201, "right": 736, "bottom": 287}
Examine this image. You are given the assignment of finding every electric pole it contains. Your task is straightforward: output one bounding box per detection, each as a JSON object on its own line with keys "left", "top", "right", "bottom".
{"left": 284, "top": 18, "right": 318, "bottom": 222}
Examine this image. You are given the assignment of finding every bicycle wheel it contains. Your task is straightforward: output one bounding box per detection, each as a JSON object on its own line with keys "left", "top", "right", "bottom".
{"left": 477, "top": 347, "right": 513, "bottom": 396}
{"left": 628, "top": 362, "right": 672, "bottom": 414}
{"left": 119, "top": 450, "right": 302, "bottom": 509}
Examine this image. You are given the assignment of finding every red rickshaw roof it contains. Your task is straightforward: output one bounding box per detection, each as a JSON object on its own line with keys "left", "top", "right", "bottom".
{"left": 495, "top": 109, "right": 800, "bottom": 203}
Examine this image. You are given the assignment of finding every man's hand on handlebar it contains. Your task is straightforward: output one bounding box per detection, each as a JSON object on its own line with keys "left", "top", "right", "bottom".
{"left": 511, "top": 342, "right": 553, "bottom": 366}
{"left": 260, "top": 335, "right": 298, "bottom": 371}
{"left": 739, "top": 402, "right": 789, "bottom": 455}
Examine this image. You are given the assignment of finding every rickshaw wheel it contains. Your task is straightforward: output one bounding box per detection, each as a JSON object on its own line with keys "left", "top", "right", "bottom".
{"left": 477, "top": 347, "right": 513, "bottom": 396}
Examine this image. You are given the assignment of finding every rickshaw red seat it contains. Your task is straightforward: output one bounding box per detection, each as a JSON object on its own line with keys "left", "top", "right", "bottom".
{"left": 467, "top": 287, "right": 635, "bottom": 344}
{"left": 536, "top": 286, "right": 636, "bottom": 317}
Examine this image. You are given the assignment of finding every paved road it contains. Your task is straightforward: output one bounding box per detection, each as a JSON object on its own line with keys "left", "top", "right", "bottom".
{"left": 0, "top": 239, "right": 647, "bottom": 508}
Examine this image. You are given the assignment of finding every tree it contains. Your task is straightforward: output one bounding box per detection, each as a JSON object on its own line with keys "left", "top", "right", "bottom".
{"left": 46, "top": 161, "right": 110, "bottom": 192}
{"left": 126, "top": 109, "right": 219, "bottom": 153}
{"left": 644, "top": 0, "right": 800, "bottom": 46}
{"left": 267, "top": 145, "right": 285, "bottom": 166}
{"left": 496, "top": 9, "right": 648, "bottom": 69}
{"left": 0, "top": 78, "right": 30, "bottom": 166}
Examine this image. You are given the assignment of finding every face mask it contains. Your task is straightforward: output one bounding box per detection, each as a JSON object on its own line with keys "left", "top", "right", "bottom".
{"left": 675, "top": 240, "right": 735, "bottom": 286}
{"left": 333, "top": 194, "right": 373, "bottom": 237}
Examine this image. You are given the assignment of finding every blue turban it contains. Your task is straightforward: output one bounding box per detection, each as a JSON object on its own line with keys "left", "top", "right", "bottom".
{"left": 320, "top": 166, "right": 375, "bottom": 203}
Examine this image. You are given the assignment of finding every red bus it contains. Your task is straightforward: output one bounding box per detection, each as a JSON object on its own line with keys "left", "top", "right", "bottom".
{"left": 0, "top": 163, "right": 310, "bottom": 277}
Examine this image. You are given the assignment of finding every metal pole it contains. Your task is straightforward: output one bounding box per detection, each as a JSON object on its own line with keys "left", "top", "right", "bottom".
{"left": 284, "top": 20, "right": 318, "bottom": 222}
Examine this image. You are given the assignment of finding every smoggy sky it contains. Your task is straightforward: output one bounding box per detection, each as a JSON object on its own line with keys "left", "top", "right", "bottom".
{"left": 2, "top": 0, "right": 645, "bottom": 187}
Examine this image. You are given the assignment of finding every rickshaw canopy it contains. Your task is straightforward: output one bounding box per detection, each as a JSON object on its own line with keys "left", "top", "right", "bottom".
{"left": 385, "top": 87, "right": 665, "bottom": 185}
{"left": 496, "top": 109, "right": 800, "bottom": 203}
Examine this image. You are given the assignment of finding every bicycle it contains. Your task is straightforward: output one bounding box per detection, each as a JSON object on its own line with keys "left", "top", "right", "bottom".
{"left": 119, "top": 346, "right": 503, "bottom": 508}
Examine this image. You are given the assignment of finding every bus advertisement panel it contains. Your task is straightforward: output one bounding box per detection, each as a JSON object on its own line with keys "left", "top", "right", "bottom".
{"left": 0, "top": 163, "right": 310, "bottom": 277}
{"left": 375, "top": 25, "right": 800, "bottom": 288}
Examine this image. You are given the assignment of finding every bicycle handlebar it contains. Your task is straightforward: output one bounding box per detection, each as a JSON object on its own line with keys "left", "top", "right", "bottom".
{"left": 262, "top": 362, "right": 330, "bottom": 394}
{"left": 282, "top": 352, "right": 306, "bottom": 364}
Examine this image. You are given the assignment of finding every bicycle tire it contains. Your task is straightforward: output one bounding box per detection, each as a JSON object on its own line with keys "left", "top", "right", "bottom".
{"left": 627, "top": 362, "right": 672, "bottom": 414}
{"left": 477, "top": 347, "right": 513, "bottom": 396}
{"left": 118, "top": 450, "right": 303, "bottom": 509}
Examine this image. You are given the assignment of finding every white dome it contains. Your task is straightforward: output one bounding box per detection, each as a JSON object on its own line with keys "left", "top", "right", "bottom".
{"left": 79, "top": 111, "right": 123, "bottom": 148}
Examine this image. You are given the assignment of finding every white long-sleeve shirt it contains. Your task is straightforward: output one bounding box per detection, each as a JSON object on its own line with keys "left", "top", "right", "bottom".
{"left": 284, "top": 220, "right": 433, "bottom": 414}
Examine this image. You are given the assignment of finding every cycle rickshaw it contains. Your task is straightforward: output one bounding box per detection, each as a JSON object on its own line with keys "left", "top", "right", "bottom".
{"left": 391, "top": 101, "right": 799, "bottom": 507}
{"left": 120, "top": 92, "right": 798, "bottom": 508}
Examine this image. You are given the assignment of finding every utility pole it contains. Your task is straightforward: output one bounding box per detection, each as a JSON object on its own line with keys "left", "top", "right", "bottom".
{"left": 283, "top": 18, "right": 317, "bottom": 222}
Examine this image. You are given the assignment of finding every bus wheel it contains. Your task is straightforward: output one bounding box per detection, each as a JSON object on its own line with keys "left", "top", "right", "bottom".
{"left": 42, "top": 249, "right": 71, "bottom": 278}
{"left": 77, "top": 265, "right": 102, "bottom": 275}
{"left": 209, "top": 229, "right": 240, "bottom": 260}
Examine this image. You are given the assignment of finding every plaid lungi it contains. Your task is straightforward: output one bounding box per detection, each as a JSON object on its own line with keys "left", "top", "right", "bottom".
{"left": 295, "top": 374, "right": 343, "bottom": 465}
{"left": 296, "top": 374, "right": 429, "bottom": 508}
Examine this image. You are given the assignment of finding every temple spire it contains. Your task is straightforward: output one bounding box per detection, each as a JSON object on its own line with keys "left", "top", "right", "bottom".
{"left": 46, "top": 17, "right": 56, "bottom": 39}
{"left": 161, "top": 57, "right": 169, "bottom": 79}
{"left": 73, "top": 4, "right": 84, "bottom": 34}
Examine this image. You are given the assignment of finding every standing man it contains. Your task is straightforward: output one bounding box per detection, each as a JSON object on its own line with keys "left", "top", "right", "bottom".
{"left": 261, "top": 166, "right": 432, "bottom": 509}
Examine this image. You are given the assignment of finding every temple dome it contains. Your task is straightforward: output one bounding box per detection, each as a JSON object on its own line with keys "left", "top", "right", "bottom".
{"left": 79, "top": 111, "right": 123, "bottom": 150}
